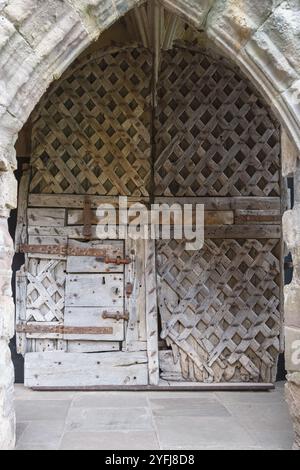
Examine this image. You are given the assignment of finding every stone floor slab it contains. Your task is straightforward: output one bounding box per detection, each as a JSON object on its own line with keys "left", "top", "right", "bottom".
{"left": 16, "top": 420, "right": 65, "bottom": 448}
{"left": 150, "top": 398, "right": 230, "bottom": 418}
{"left": 60, "top": 431, "right": 160, "bottom": 450}
{"left": 224, "top": 402, "right": 294, "bottom": 432}
{"left": 72, "top": 392, "right": 148, "bottom": 408}
{"left": 65, "top": 407, "right": 154, "bottom": 432}
{"left": 15, "top": 400, "right": 71, "bottom": 421}
{"left": 13, "top": 383, "right": 293, "bottom": 450}
{"left": 154, "top": 416, "right": 257, "bottom": 449}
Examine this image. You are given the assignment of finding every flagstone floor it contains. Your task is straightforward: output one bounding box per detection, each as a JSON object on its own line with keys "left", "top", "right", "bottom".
{"left": 14, "top": 382, "right": 294, "bottom": 450}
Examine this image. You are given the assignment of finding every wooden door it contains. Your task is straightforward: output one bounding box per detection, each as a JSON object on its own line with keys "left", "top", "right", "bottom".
{"left": 15, "top": 44, "right": 283, "bottom": 388}
{"left": 15, "top": 46, "right": 154, "bottom": 388}
{"left": 155, "top": 47, "right": 283, "bottom": 384}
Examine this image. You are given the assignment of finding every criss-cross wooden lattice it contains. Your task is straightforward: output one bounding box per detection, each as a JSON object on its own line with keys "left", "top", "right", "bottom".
{"left": 26, "top": 259, "right": 66, "bottom": 323}
{"left": 157, "top": 238, "right": 281, "bottom": 383}
{"left": 154, "top": 47, "right": 281, "bottom": 197}
{"left": 30, "top": 47, "right": 152, "bottom": 196}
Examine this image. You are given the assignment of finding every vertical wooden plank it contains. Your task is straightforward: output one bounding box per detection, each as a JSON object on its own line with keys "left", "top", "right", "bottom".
{"left": 15, "top": 165, "right": 30, "bottom": 251}
{"left": 145, "top": 238, "right": 159, "bottom": 385}
{"left": 16, "top": 266, "right": 27, "bottom": 355}
{"left": 124, "top": 239, "right": 147, "bottom": 351}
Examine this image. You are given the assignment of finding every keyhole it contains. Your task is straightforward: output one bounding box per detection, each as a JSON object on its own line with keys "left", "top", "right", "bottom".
{"left": 102, "top": 277, "right": 106, "bottom": 285}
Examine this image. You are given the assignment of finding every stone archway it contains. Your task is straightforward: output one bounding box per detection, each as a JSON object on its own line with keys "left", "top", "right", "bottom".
{"left": 0, "top": 0, "right": 300, "bottom": 450}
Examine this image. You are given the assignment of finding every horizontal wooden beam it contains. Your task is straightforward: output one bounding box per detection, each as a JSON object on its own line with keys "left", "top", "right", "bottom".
{"left": 28, "top": 194, "right": 281, "bottom": 211}
{"left": 27, "top": 224, "right": 282, "bottom": 239}
{"left": 28, "top": 194, "right": 150, "bottom": 209}
{"left": 155, "top": 197, "right": 281, "bottom": 211}
{"left": 30, "top": 382, "right": 275, "bottom": 392}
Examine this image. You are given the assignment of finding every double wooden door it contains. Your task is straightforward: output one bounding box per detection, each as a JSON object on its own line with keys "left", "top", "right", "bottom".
{"left": 15, "top": 45, "right": 283, "bottom": 387}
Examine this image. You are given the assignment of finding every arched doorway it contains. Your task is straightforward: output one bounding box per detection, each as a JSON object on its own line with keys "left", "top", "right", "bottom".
{"left": 13, "top": 13, "right": 285, "bottom": 388}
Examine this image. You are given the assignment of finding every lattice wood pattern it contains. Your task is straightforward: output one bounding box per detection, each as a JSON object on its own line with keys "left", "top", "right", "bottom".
{"left": 26, "top": 258, "right": 66, "bottom": 323}
{"left": 157, "top": 238, "right": 281, "bottom": 383}
{"left": 30, "top": 47, "right": 152, "bottom": 196}
{"left": 155, "top": 47, "right": 281, "bottom": 197}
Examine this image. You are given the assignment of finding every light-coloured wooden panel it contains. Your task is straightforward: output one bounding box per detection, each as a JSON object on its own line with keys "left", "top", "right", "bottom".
{"left": 145, "top": 238, "right": 159, "bottom": 385}
{"left": 67, "top": 239, "right": 124, "bottom": 274}
{"left": 124, "top": 239, "right": 147, "bottom": 350}
{"left": 28, "top": 235, "right": 68, "bottom": 245}
{"left": 67, "top": 341, "right": 120, "bottom": 353}
{"left": 16, "top": 267, "right": 27, "bottom": 356}
{"left": 65, "top": 274, "right": 124, "bottom": 307}
{"left": 24, "top": 351, "right": 149, "bottom": 387}
{"left": 64, "top": 307, "right": 124, "bottom": 341}
{"left": 27, "top": 208, "right": 65, "bottom": 227}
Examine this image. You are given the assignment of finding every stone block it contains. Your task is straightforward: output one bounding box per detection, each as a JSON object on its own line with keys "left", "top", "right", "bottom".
{"left": 0, "top": 296, "right": 15, "bottom": 339}
{"left": 245, "top": 31, "right": 299, "bottom": 94}
{"left": 285, "top": 326, "right": 300, "bottom": 373}
{"left": 283, "top": 207, "right": 300, "bottom": 249}
{"left": 207, "top": 0, "right": 282, "bottom": 52}
{"left": 161, "top": 0, "right": 214, "bottom": 28}
{"left": 282, "top": 128, "right": 299, "bottom": 177}
{"left": 285, "top": 378, "right": 300, "bottom": 450}
{"left": 285, "top": 283, "right": 300, "bottom": 330}
{"left": 0, "top": 170, "right": 17, "bottom": 209}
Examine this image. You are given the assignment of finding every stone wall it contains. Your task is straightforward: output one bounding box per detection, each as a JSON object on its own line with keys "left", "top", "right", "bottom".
{"left": 0, "top": 0, "right": 300, "bottom": 449}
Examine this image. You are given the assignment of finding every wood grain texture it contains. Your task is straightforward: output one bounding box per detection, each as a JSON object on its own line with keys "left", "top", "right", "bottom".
{"left": 157, "top": 238, "right": 281, "bottom": 384}
{"left": 65, "top": 274, "right": 124, "bottom": 308}
{"left": 25, "top": 351, "right": 148, "bottom": 387}
{"left": 30, "top": 47, "right": 152, "bottom": 197}
{"left": 154, "top": 48, "right": 281, "bottom": 198}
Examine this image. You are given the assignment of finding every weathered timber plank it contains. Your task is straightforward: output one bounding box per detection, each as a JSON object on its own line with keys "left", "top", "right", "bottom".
{"left": 204, "top": 225, "right": 281, "bottom": 239}
{"left": 145, "top": 238, "right": 159, "bottom": 385}
{"left": 65, "top": 274, "right": 124, "bottom": 307}
{"left": 64, "top": 307, "right": 124, "bottom": 341}
{"left": 67, "top": 240, "right": 123, "bottom": 274}
{"left": 28, "top": 226, "right": 129, "bottom": 240}
{"left": 67, "top": 341, "right": 120, "bottom": 353}
{"left": 124, "top": 239, "right": 147, "bottom": 351}
{"left": 27, "top": 208, "right": 66, "bottom": 227}
{"left": 235, "top": 210, "right": 281, "bottom": 225}
{"left": 24, "top": 351, "right": 149, "bottom": 387}
{"left": 28, "top": 194, "right": 150, "bottom": 208}
{"left": 15, "top": 166, "right": 30, "bottom": 251}
{"left": 155, "top": 197, "right": 281, "bottom": 211}
{"left": 67, "top": 209, "right": 233, "bottom": 226}
{"left": 16, "top": 267, "right": 27, "bottom": 355}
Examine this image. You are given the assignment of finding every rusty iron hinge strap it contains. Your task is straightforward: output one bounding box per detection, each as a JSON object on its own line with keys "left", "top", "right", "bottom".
{"left": 102, "top": 311, "right": 129, "bottom": 321}
{"left": 126, "top": 282, "right": 133, "bottom": 298}
{"left": 16, "top": 324, "right": 113, "bottom": 335}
